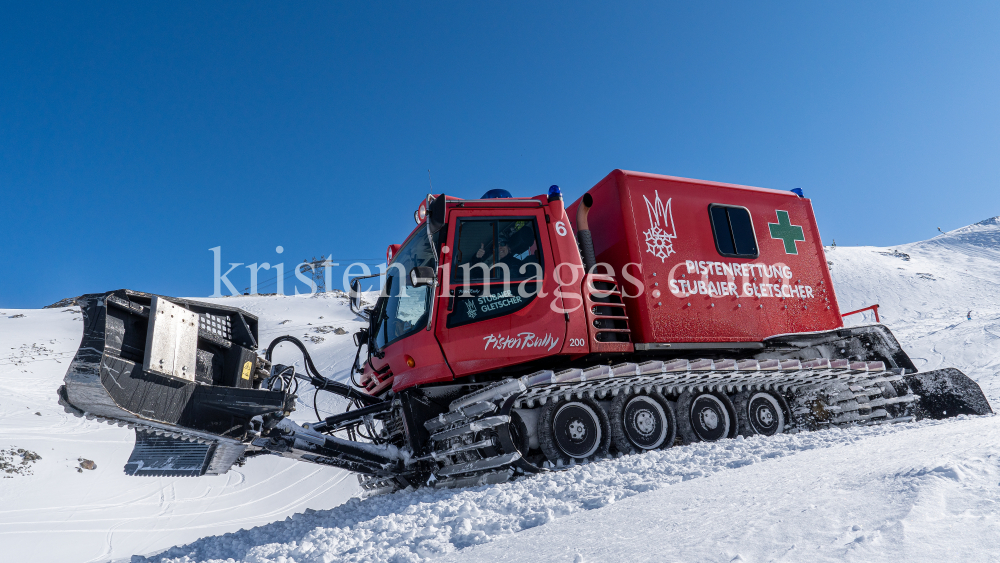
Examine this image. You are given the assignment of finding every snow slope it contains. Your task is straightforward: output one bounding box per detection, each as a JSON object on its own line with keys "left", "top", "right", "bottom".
{"left": 1, "top": 218, "right": 999, "bottom": 562}
{"left": 829, "top": 216, "right": 1000, "bottom": 400}
{"left": 446, "top": 415, "right": 1000, "bottom": 563}
{"left": 141, "top": 419, "right": 1000, "bottom": 563}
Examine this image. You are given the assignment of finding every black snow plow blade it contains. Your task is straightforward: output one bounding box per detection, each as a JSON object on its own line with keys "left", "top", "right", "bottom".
{"left": 58, "top": 289, "right": 293, "bottom": 476}
{"left": 904, "top": 368, "right": 993, "bottom": 419}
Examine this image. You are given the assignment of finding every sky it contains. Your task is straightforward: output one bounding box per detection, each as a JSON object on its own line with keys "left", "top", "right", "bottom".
{"left": 1, "top": 2, "right": 999, "bottom": 308}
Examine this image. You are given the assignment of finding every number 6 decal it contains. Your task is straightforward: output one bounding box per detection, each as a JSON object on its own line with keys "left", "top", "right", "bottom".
{"left": 555, "top": 221, "right": 568, "bottom": 237}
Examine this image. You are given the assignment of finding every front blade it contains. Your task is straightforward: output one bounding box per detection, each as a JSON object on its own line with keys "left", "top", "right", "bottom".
{"left": 60, "top": 289, "right": 291, "bottom": 475}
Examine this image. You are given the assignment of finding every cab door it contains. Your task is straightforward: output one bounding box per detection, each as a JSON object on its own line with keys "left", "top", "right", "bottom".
{"left": 435, "top": 206, "right": 567, "bottom": 376}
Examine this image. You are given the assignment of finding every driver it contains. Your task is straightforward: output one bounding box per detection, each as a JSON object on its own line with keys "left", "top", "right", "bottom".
{"left": 476, "top": 226, "right": 536, "bottom": 275}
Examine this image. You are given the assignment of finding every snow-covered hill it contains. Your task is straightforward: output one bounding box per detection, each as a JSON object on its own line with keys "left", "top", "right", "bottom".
{"left": 1, "top": 218, "right": 999, "bottom": 562}
{"left": 829, "top": 217, "right": 1000, "bottom": 400}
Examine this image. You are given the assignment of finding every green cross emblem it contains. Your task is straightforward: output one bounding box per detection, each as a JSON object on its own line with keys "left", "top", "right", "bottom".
{"left": 768, "top": 210, "right": 805, "bottom": 254}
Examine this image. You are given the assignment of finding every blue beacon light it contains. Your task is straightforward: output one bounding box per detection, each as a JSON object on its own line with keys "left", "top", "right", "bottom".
{"left": 548, "top": 185, "right": 562, "bottom": 202}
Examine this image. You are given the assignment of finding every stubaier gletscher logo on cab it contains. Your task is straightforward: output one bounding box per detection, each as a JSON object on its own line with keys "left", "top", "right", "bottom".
{"left": 642, "top": 190, "right": 677, "bottom": 262}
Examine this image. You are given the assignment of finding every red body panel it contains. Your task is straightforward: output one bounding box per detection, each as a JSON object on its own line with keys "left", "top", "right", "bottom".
{"left": 540, "top": 195, "right": 591, "bottom": 358}
{"left": 383, "top": 327, "right": 453, "bottom": 394}
{"left": 567, "top": 170, "right": 842, "bottom": 344}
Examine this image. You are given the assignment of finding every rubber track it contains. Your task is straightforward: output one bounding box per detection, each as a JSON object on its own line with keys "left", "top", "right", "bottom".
{"left": 423, "top": 358, "right": 919, "bottom": 489}
{"left": 515, "top": 359, "right": 916, "bottom": 426}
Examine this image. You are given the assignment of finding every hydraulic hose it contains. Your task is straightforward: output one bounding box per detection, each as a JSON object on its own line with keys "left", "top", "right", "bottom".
{"left": 266, "top": 335, "right": 384, "bottom": 406}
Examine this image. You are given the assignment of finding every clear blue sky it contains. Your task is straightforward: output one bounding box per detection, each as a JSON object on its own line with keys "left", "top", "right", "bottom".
{"left": 2, "top": 2, "right": 998, "bottom": 308}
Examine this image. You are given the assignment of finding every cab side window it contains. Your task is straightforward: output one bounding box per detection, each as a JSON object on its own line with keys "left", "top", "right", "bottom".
{"left": 454, "top": 221, "right": 496, "bottom": 280}
{"left": 447, "top": 217, "right": 542, "bottom": 328}
{"left": 709, "top": 205, "right": 758, "bottom": 259}
{"left": 452, "top": 218, "right": 542, "bottom": 283}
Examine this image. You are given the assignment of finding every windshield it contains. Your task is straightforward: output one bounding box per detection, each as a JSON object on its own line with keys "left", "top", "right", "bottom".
{"left": 373, "top": 229, "right": 439, "bottom": 350}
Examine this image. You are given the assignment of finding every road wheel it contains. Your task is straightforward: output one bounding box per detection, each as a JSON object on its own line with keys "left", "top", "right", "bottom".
{"left": 734, "top": 390, "right": 787, "bottom": 437}
{"left": 676, "top": 391, "right": 736, "bottom": 443}
{"left": 609, "top": 391, "right": 676, "bottom": 454}
{"left": 539, "top": 398, "right": 610, "bottom": 465}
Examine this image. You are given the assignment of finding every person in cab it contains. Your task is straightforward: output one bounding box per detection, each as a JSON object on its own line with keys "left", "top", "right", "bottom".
{"left": 474, "top": 222, "right": 538, "bottom": 280}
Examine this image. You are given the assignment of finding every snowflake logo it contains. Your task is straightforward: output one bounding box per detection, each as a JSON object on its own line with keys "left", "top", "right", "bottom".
{"left": 642, "top": 190, "right": 677, "bottom": 262}
{"left": 465, "top": 299, "right": 478, "bottom": 319}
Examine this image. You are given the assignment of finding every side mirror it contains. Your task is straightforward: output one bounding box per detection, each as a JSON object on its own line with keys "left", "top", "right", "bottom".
{"left": 349, "top": 277, "right": 363, "bottom": 315}
{"left": 409, "top": 266, "right": 436, "bottom": 288}
{"left": 349, "top": 273, "right": 383, "bottom": 318}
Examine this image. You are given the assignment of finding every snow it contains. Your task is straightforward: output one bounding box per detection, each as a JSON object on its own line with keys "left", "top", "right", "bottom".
{"left": 2, "top": 219, "right": 1000, "bottom": 562}
{"left": 138, "top": 422, "right": 973, "bottom": 563}
{"left": 446, "top": 416, "right": 1000, "bottom": 563}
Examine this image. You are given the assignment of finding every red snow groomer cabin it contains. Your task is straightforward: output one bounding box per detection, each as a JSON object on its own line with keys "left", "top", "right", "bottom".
{"left": 357, "top": 169, "right": 907, "bottom": 400}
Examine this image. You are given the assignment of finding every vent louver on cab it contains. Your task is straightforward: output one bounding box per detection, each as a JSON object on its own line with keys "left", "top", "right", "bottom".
{"left": 584, "top": 275, "right": 632, "bottom": 352}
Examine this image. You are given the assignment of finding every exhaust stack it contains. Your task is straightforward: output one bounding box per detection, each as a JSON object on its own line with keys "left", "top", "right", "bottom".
{"left": 576, "top": 192, "right": 597, "bottom": 272}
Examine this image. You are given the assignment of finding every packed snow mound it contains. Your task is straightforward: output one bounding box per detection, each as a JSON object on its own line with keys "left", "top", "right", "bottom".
{"left": 444, "top": 415, "right": 1000, "bottom": 563}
